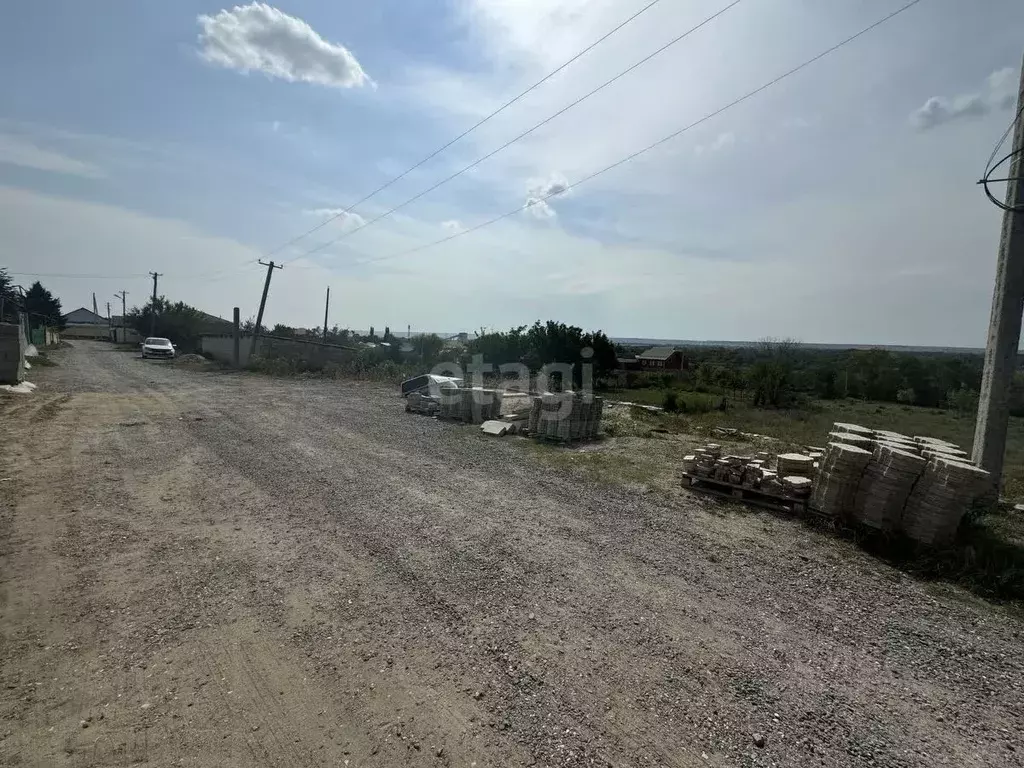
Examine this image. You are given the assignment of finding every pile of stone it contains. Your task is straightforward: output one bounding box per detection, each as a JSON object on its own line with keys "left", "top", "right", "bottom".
{"left": 809, "top": 441, "right": 873, "bottom": 517}
{"left": 901, "top": 456, "right": 990, "bottom": 545}
{"left": 689, "top": 444, "right": 722, "bottom": 478}
{"left": 851, "top": 443, "right": 926, "bottom": 530}
{"left": 531, "top": 393, "right": 604, "bottom": 441}
{"left": 686, "top": 444, "right": 807, "bottom": 499}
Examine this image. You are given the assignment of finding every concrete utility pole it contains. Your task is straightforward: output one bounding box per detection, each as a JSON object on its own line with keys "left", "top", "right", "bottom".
{"left": 149, "top": 272, "right": 162, "bottom": 337}
{"left": 322, "top": 287, "right": 330, "bottom": 345}
{"left": 973, "top": 53, "right": 1024, "bottom": 495}
{"left": 250, "top": 260, "right": 282, "bottom": 360}
{"left": 114, "top": 291, "right": 128, "bottom": 342}
{"left": 232, "top": 307, "right": 241, "bottom": 368}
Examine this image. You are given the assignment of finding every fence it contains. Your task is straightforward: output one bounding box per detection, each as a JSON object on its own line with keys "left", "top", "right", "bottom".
{"left": 200, "top": 334, "right": 355, "bottom": 368}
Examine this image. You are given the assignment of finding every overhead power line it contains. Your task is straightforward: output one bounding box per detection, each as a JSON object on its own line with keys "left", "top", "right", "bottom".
{"left": 281, "top": 0, "right": 745, "bottom": 266}
{"left": 360, "top": 0, "right": 925, "bottom": 267}
{"left": 7, "top": 271, "right": 149, "bottom": 279}
{"left": 265, "top": 0, "right": 667, "bottom": 259}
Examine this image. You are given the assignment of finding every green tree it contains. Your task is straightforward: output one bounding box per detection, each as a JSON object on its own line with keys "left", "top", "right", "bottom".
{"left": 0, "top": 267, "right": 18, "bottom": 322}
{"left": 947, "top": 387, "right": 979, "bottom": 417}
{"left": 749, "top": 337, "right": 797, "bottom": 407}
{"left": 24, "top": 281, "right": 64, "bottom": 330}
{"left": 127, "top": 296, "right": 207, "bottom": 352}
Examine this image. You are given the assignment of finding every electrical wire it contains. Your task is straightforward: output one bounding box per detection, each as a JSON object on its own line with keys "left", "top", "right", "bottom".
{"left": 264, "top": 0, "right": 667, "bottom": 259}
{"left": 280, "top": 0, "right": 746, "bottom": 266}
{"left": 6, "top": 271, "right": 150, "bottom": 279}
{"left": 980, "top": 147, "right": 1024, "bottom": 213}
{"left": 979, "top": 102, "right": 1024, "bottom": 213}
{"left": 357, "top": 0, "right": 926, "bottom": 267}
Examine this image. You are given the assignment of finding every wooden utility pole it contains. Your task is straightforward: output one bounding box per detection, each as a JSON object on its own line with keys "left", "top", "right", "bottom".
{"left": 973, "top": 53, "right": 1024, "bottom": 494}
{"left": 114, "top": 291, "right": 128, "bottom": 343}
{"left": 322, "top": 287, "right": 330, "bottom": 345}
{"left": 149, "top": 271, "right": 162, "bottom": 337}
{"left": 250, "top": 260, "right": 282, "bottom": 360}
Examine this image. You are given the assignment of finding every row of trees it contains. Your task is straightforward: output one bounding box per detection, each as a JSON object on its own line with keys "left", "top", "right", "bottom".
{"left": 626, "top": 339, "right": 1003, "bottom": 413}
{"left": 466, "top": 321, "right": 619, "bottom": 386}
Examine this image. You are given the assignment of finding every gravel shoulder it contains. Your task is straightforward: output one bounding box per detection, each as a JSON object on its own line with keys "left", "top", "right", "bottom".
{"left": 1, "top": 341, "right": 1021, "bottom": 767}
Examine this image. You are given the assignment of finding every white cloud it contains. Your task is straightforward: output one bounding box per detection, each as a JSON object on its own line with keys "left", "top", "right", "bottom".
{"left": 524, "top": 173, "right": 570, "bottom": 220}
{"left": 0, "top": 134, "right": 103, "bottom": 178}
{"left": 910, "top": 67, "right": 1016, "bottom": 130}
{"left": 441, "top": 219, "right": 465, "bottom": 234}
{"left": 197, "top": 3, "right": 371, "bottom": 90}
{"left": 304, "top": 208, "right": 366, "bottom": 230}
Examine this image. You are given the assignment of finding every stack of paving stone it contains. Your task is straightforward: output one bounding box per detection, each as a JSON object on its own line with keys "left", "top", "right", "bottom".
{"left": 776, "top": 453, "right": 815, "bottom": 477}
{"left": 809, "top": 442, "right": 873, "bottom": 517}
{"left": 827, "top": 431, "right": 874, "bottom": 451}
{"left": 851, "top": 443, "right": 927, "bottom": 530}
{"left": 532, "top": 393, "right": 604, "bottom": 442}
{"left": 527, "top": 396, "right": 543, "bottom": 435}
{"left": 742, "top": 460, "right": 767, "bottom": 487}
{"left": 900, "top": 456, "right": 990, "bottom": 545}
{"left": 760, "top": 470, "right": 783, "bottom": 495}
{"left": 781, "top": 475, "right": 813, "bottom": 498}
{"left": 692, "top": 447, "right": 717, "bottom": 477}
{"left": 833, "top": 422, "right": 876, "bottom": 439}
{"left": 444, "top": 387, "right": 503, "bottom": 423}
{"left": 405, "top": 392, "right": 441, "bottom": 416}
{"left": 439, "top": 390, "right": 463, "bottom": 419}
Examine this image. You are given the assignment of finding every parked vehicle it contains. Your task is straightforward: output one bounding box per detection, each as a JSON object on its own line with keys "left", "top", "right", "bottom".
{"left": 141, "top": 337, "right": 175, "bottom": 359}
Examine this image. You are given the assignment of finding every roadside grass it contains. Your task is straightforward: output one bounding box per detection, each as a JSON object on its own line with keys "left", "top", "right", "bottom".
{"left": 524, "top": 399, "right": 1024, "bottom": 603}
{"left": 28, "top": 354, "right": 58, "bottom": 367}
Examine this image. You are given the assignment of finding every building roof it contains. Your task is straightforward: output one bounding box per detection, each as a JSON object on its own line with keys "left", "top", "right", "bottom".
{"left": 63, "top": 307, "right": 106, "bottom": 325}
{"left": 638, "top": 346, "right": 679, "bottom": 360}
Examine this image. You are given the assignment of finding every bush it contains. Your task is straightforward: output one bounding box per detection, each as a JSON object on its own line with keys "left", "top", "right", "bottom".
{"left": 662, "top": 390, "right": 679, "bottom": 412}
{"left": 896, "top": 387, "right": 916, "bottom": 405}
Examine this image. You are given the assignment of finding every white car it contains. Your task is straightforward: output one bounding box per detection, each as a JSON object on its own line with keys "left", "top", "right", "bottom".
{"left": 141, "top": 337, "right": 176, "bottom": 359}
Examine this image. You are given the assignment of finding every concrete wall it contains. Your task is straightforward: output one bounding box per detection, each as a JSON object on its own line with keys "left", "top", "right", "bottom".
{"left": 0, "top": 322, "right": 26, "bottom": 384}
{"left": 201, "top": 334, "right": 247, "bottom": 366}
{"left": 111, "top": 327, "right": 141, "bottom": 344}
{"left": 200, "top": 334, "right": 355, "bottom": 369}
{"left": 64, "top": 324, "right": 109, "bottom": 340}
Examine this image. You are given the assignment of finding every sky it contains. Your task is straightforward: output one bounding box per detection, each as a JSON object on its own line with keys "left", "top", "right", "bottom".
{"left": 1, "top": 0, "right": 1023, "bottom": 346}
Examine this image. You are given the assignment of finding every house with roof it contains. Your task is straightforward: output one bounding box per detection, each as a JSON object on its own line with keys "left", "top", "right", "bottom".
{"left": 62, "top": 307, "right": 109, "bottom": 340}
{"left": 637, "top": 346, "right": 684, "bottom": 371}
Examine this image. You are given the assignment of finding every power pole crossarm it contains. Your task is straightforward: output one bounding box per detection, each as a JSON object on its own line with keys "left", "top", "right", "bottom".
{"left": 250, "top": 260, "right": 282, "bottom": 360}
{"left": 973, "top": 52, "right": 1024, "bottom": 496}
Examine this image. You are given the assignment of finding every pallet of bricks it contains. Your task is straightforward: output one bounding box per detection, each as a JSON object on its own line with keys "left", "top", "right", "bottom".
{"left": 682, "top": 444, "right": 815, "bottom": 512}
{"left": 437, "top": 387, "right": 503, "bottom": 424}
{"left": 810, "top": 422, "right": 990, "bottom": 546}
{"left": 528, "top": 392, "right": 604, "bottom": 442}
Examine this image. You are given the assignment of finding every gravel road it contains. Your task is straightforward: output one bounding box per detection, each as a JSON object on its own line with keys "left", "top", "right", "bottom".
{"left": 1, "top": 341, "right": 1021, "bottom": 767}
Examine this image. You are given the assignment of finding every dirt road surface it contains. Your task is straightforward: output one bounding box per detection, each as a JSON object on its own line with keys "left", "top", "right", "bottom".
{"left": 1, "top": 341, "right": 1021, "bottom": 767}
